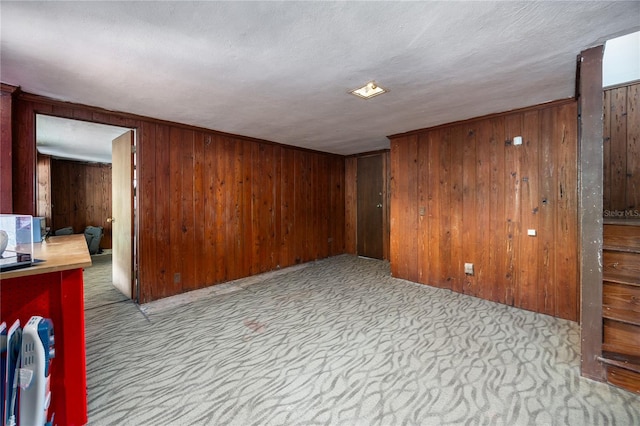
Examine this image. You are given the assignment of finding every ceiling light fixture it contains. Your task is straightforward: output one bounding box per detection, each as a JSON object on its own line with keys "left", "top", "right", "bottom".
{"left": 349, "top": 81, "right": 388, "bottom": 99}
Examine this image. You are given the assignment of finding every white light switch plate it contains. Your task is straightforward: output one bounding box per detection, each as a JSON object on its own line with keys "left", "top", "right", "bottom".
{"left": 527, "top": 229, "right": 537, "bottom": 236}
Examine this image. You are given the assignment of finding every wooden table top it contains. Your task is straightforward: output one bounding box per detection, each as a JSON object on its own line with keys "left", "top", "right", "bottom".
{"left": 0, "top": 234, "right": 92, "bottom": 280}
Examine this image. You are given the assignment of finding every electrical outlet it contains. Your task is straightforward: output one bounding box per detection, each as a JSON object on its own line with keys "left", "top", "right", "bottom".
{"left": 527, "top": 229, "right": 537, "bottom": 236}
{"left": 464, "top": 263, "right": 474, "bottom": 275}
{"left": 174, "top": 273, "right": 181, "bottom": 284}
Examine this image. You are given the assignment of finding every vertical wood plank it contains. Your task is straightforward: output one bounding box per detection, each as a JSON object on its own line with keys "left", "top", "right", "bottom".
{"left": 279, "top": 148, "right": 293, "bottom": 267}
{"left": 213, "top": 135, "right": 228, "bottom": 283}
{"left": 138, "top": 122, "right": 156, "bottom": 300}
{"left": 331, "top": 156, "right": 345, "bottom": 256}
{"left": 603, "top": 89, "right": 612, "bottom": 212}
{"left": 460, "top": 125, "right": 476, "bottom": 295}
{"left": 626, "top": 84, "right": 639, "bottom": 210}
{"left": 242, "top": 141, "right": 254, "bottom": 275}
{"left": 222, "top": 137, "right": 235, "bottom": 280}
{"left": 518, "top": 110, "right": 540, "bottom": 312}
{"left": 251, "top": 143, "right": 275, "bottom": 273}
{"left": 450, "top": 125, "right": 465, "bottom": 294}
{"left": 538, "top": 108, "right": 557, "bottom": 316}
{"left": 438, "top": 129, "right": 452, "bottom": 288}
{"left": 229, "top": 138, "right": 243, "bottom": 278}
{"left": 489, "top": 117, "right": 506, "bottom": 303}
{"left": 201, "top": 133, "right": 214, "bottom": 285}
{"left": 556, "top": 102, "right": 579, "bottom": 321}
{"left": 273, "top": 145, "right": 283, "bottom": 266}
{"left": 504, "top": 113, "right": 523, "bottom": 306}
{"left": 382, "top": 151, "right": 391, "bottom": 261}
{"left": 154, "top": 124, "right": 171, "bottom": 300}
{"left": 193, "top": 131, "right": 206, "bottom": 286}
{"left": 427, "top": 130, "right": 442, "bottom": 287}
{"left": 610, "top": 87, "right": 627, "bottom": 210}
{"left": 180, "top": 129, "right": 196, "bottom": 291}
{"left": 390, "top": 140, "right": 401, "bottom": 277}
{"left": 293, "top": 150, "right": 307, "bottom": 263}
{"left": 169, "top": 126, "right": 184, "bottom": 296}
{"left": 344, "top": 157, "right": 358, "bottom": 255}
{"left": 14, "top": 102, "right": 37, "bottom": 214}
{"left": 390, "top": 135, "right": 418, "bottom": 280}
{"left": 318, "top": 154, "right": 330, "bottom": 260}
{"left": 406, "top": 135, "right": 420, "bottom": 283}
{"left": 474, "top": 121, "right": 492, "bottom": 301}
{"left": 310, "top": 153, "right": 320, "bottom": 260}
{"left": 417, "top": 133, "right": 430, "bottom": 284}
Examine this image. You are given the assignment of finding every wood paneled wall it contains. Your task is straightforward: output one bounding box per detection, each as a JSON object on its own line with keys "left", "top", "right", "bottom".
{"left": 390, "top": 100, "right": 579, "bottom": 321}
{"left": 603, "top": 81, "right": 640, "bottom": 214}
{"left": 50, "top": 158, "right": 113, "bottom": 249}
{"left": 137, "top": 122, "right": 345, "bottom": 301}
{"left": 12, "top": 95, "right": 140, "bottom": 215}
{"left": 11, "top": 92, "right": 345, "bottom": 303}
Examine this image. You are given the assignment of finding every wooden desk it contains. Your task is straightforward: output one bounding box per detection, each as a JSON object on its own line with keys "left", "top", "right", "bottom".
{"left": 1, "top": 234, "right": 91, "bottom": 426}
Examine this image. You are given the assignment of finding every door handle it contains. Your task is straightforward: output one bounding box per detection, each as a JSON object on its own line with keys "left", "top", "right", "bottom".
{"left": 376, "top": 204, "right": 383, "bottom": 208}
{"left": 107, "top": 217, "right": 115, "bottom": 223}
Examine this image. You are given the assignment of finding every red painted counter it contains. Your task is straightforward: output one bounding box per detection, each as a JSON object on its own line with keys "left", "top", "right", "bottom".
{"left": 1, "top": 234, "right": 91, "bottom": 426}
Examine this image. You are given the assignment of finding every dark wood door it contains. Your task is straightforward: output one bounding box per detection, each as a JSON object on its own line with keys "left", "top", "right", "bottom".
{"left": 357, "top": 154, "right": 384, "bottom": 259}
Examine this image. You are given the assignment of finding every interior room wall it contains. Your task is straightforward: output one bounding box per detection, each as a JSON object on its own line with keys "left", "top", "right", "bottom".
{"left": 49, "top": 158, "right": 113, "bottom": 249}
{"left": 389, "top": 99, "right": 579, "bottom": 321}
{"left": 137, "top": 122, "right": 345, "bottom": 302}
{"left": 11, "top": 92, "right": 345, "bottom": 303}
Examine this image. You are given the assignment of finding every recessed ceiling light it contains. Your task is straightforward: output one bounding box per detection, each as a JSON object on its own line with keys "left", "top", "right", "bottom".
{"left": 349, "top": 81, "right": 388, "bottom": 99}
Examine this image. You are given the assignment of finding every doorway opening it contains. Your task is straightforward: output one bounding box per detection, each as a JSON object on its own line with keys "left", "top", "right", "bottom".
{"left": 35, "top": 114, "right": 138, "bottom": 302}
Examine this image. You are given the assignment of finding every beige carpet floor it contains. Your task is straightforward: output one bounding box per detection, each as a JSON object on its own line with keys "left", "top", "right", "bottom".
{"left": 82, "top": 254, "right": 640, "bottom": 425}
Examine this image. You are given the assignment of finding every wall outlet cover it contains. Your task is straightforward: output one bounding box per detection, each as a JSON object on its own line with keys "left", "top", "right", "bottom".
{"left": 464, "top": 263, "right": 474, "bottom": 275}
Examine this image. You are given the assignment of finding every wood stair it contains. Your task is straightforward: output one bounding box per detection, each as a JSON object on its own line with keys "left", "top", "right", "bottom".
{"left": 600, "top": 221, "right": 640, "bottom": 394}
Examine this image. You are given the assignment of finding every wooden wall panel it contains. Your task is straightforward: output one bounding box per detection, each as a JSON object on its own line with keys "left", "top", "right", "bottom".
{"left": 12, "top": 93, "right": 345, "bottom": 303}
{"left": 555, "top": 103, "right": 579, "bottom": 320}
{"left": 331, "top": 156, "right": 345, "bottom": 257}
{"left": 626, "top": 84, "right": 640, "bottom": 211}
{"left": 518, "top": 110, "right": 540, "bottom": 312}
{"left": 474, "top": 122, "right": 491, "bottom": 300}
{"left": 134, "top": 128, "right": 345, "bottom": 302}
{"left": 417, "top": 133, "right": 430, "bottom": 285}
{"left": 389, "top": 100, "right": 579, "bottom": 320}
{"left": 50, "top": 159, "right": 112, "bottom": 248}
{"left": 138, "top": 121, "right": 157, "bottom": 298}
{"left": 390, "top": 135, "right": 419, "bottom": 281}
{"left": 488, "top": 117, "right": 506, "bottom": 303}
{"left": 604, "top": 81, "right": 640, "bottom": 214}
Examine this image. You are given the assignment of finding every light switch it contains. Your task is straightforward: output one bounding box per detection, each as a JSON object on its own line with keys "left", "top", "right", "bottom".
{"left": 527, "top": 229, "right": 537, "bottom": 236}
{"left": 513, "top": 136, "right": 523, "bottom": 146}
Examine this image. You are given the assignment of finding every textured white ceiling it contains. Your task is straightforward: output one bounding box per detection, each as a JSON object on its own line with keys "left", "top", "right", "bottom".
{"left": 36, "top": 115, "right": 131, "bottom": 164}
{"left": 1, "top": 1, "right": 639, "bottom": 159}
